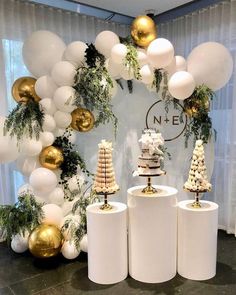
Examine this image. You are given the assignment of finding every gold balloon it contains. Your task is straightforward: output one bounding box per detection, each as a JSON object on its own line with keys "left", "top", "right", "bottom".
{"left": 71, "top": 107, "right": 95, "bottom": 132}
{"left": 131, "top": 15, "right": 157, "bottom": 48}
{"left": 12, "top": 76, "right": 41, "bottom": 104}
{"left": 39, "top": 146, "right": 64, "bottom": 170}
{"left": 29, "top": 224, "right": 63, "bottom": 258}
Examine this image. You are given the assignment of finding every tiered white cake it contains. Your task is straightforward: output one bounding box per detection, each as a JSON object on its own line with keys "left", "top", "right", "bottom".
{"left": 134, "top": 129, "right": 165, "bottom": 176}
{"left": 93, "top": 140, "right": 119, "bottom": 194}
{"left": 184, "top": 139, "right": 212, "bottom": 192}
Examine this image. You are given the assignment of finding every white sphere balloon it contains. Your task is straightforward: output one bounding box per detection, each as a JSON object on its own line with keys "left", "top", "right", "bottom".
{"left": 54, "top": 128, "right": 66, "bottom": 137}
{"left": 42, "top": 114, "right": 56, "bottom": 132}
{"left": 16, "top": 156, "right": 39, "bottom": 176}
{"left": 22, "top": 30, "right": 66, "bottom": 78}
{"left": 51, "top": 61, "right": 76, "bottom": 87}
{"left": 111, "top": 44, "right": 127, "bottom": 64}
{"left": 137, "top": 48, "right": 148, "bottom": 67}
{"left": 168, "top": 71, "right": 196, "bottom": 100}
{"left": 63, "top": 41, "right": 87, "bottom": 67}
{"left": 49, "top": 187, "right": 64, "bottom": 205}
{"left": 61, "top": 241, "right": 80, "bottom": 260}
{"left": 54, "top": 111, "right": 72, "bottom": 129}
{"left": 120, "top": 66, "right": 134, "bottom": 80}
{"left": 0, "top": 136, "right": 19, "bottom": 163}
{"left": 95, "top": 31, "right": 120, "bottom": 58}
{"left": 187, "top": 42, "right": 233, "bottom": 91}
{"left": 53, "top": 86, "right": 76, "bottom": 113}
{"left": 17, "top": 183, "right": 34, "bottom": 195}
{"left": 67, "top": 175, "right": 85, "bottom": 192}
{"left": 35, "top": 76, "right": 58, "bottom": 98}
{"left": 147, "top": 38, "right": 174, "bottom": 68}
{"left": 42, "top": 204, "right": 63, "bottom": 227}
{"left": 175, "top": 56, "right": 187, "bottom": 72}
{"left": 21, "top": 139, "right": 42, "bottom": 156}
{"left": 39, "top": 131, "right": 55, "bottom": 147}
{"left": 11, "top": 233, "right": 29, "bottom": 253}
{"left": 80, "top": 234, "right": 88, "bottom": 253}
{"left": 140, "top": 65, "right": 154, "bottom": 84}
{"left": 165, "top": 57, "right": 176, "bottom": 76}
{"left": 30, "top": 167, "right": 58, "bottom": 194}
{"left": 39, "top": 98, "right": 57, "bottom": 115}
{"left": 106, "top": 58, "right": 122, "bottom": 78}
{"left": 60, "top": 214, "right": 81, "bottom": 240}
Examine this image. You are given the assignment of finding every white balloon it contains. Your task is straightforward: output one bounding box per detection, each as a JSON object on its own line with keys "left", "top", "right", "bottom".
{"left": 60, "top": 214, "right": 81, "bottom": 240}
{"left": 165, "top": 58, "right": 176, "bottom": 76}
{"left": 51, "top": 61, "right": 76, "bottom": 87}
{"left": 21, "top": 139, "right": 42, "bottom": 156}
{"left": 147, "top": 38, "right": 174, "bottom": 68}
{"left": 22, "top": 30, "right": 66, "bottom": 78}
{"left": 67, "top": 175, "right": 85, "bottom": 192}
{"left": 39, "top": 98, "right": 57, "bottom": 115}
{"left": 187, "top": 42, "right": 233, "bottom": 91}
{"left": 11, "top": 233, "right": 29, "bottom": 253}
{"left": 80, "top": 234, "right": 88, "bottom": 253}
{"left": 0, "top": 136, "right": 19, "bottom": 163}
{"left": 49, "top": 187, "right": 64, "bottom": 205}
{"left": 175, "top": 56, "right": 187, "bottom": 72}
{"left": 111, "top": 44, "right": 127, "bottom": 64}
{"left": 140, "top": 64, "right": 154, "bottom": 84}
{"left": 54, "top": 111, "right": 72, "bottom": 129}
{"left": 42, "top": 114, "right": 56, "bottom": 132}
{"left": 61, "top": 240, "right": 80, "bottom": 260}
{"left": 106, "top": 58, "right": 122, "bottom": 78}
{"left": 168, "top": 71, "right": 196, "bottom": 100}
{"left": 137, "top": 48, "right": 148, "bottom": 67}
{"left": 35, "top": 76, "right": 58, "bottom": 99}
{"left": 42, "top": 204, "right": 63, "bottom": 227}
{"left": 63, "top": 41, "right": 87, "bottom": 67}
{"left": 53, "top": 86, "right": 76, "bottom": 113}
{"left": 17, "top": 183, "right": 34, "bottom": 195}
{"left": 30, "top": 167, "right": 58, "bottom": 194}
{"left": 95, "top": 31, "right": 120, "bottom": 58}
{"left": 39, "top": 131, "right": 55, "bottom": 147}
{"left": 54, "top": 128, "right": 66, "bottom": 137}
{"left": 16, "top": 156, "right": 39, "bottom": 176}
{"left": 120, "top": 66, "right": 134, "bottom": 80}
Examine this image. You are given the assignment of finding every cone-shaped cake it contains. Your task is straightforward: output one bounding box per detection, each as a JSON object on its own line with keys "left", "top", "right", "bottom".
{"left": 184, "top": 139, "right": 212, "bottom": 192}
{"left": 93, "top": 140, "right": 119, "bottom": 194}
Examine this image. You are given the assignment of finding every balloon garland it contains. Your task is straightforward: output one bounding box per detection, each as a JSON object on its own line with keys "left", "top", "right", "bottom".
{"left": 0, "top": 15, "right": 233, "bottom": 260}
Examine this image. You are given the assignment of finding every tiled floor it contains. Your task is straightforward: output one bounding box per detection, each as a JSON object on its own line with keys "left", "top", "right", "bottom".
{"left": 0, "top": 230, "right": 235, "bottom": 295}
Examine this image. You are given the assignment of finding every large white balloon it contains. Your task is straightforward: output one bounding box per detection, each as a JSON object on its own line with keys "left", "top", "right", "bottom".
{"left": 39, "top": 98, "right": 57, "bottom": 115}
{"left": 30, "top": 167, "right": 58, "bottom": 194}
{"left": 63, "top": 41, "right": 87, "bottom": 67}
{"left": 42, "top": 204, "right": 63, "bottom": 227}
{"left": 51, "top": 61, "right": 76, "bottom": 87}
{"left": 147, "top": 38, "right": 174, "bottom": 69}
{"left": 95, "top": 31, "right": 120, "bottom": 58}
{"left": 22, "top": 30, "right": 66, "bottom": 78}
{"left": 187, "top": 42, "right": 233, "bottom": 91}
{"left": 168, "top": 71, "right": 196, "bottom": 100}
{"left": 110, "top": 44, "right": 127, "bottom": 64}
{"left": 0, "top": 136, "right": 19, "bottom": 163}
{"left": 54, "top": 111, "right": 72, "bottom": 129}
{"left": 21, "top": 139, "right": 42, "bottom": 156}
{"left": 42, "top": 114, "right": 56, "bottom": 132}
{"left": 175, "top": 56, "right": 187, "bottom": 72}
{"left": 49, "top": 187, "right": 64, "bottom": 205}
{"left": 53, "top": 86, "right": 76, "bottom": 113}
{"left": 140, "top": 65, "right": 154, "bottom": 84}
{"left": 39, "top": 131, "right": 55, "bottom": 147}
{"left": 16, "top": 156, "right": 39, "bottom": 176}
{"left": 35, "top": 76, "right": 58, "bottom": 99}
{"left": 11, "top": 233, "right": 29, "bottom": 253}
{"left": 61, "top": 241, "right": 80, "bottom": 260}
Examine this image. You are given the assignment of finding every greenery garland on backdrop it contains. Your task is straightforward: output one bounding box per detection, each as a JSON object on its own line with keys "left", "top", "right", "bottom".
{"left": 0, "top": 15, "right": 233, "bottom": 259}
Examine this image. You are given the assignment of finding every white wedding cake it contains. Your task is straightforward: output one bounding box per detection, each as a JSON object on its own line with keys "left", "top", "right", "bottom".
{"left": 134, "top": 129, "right": 165, "bottom": 176}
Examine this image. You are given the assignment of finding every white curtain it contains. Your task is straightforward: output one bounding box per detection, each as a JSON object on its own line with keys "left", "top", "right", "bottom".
{"left": 159, "top": 0, "right": 236, "bottom": 235}
{"left": 0, "top": 0, "right": 129, "bottom": 204}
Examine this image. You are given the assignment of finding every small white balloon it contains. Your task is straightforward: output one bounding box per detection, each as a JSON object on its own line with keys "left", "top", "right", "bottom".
{"left": 42, "top": 204, "right": 64, "bottom": 227}
{"left": 21, "top": 139, "right": 42, "bottom": 156}
{"left": 17, "top": 183, "right": 34, "bottom": 195}
{"left": 51, "top": 61, "right": 76, "bottom": 87}
{"left": 39, "top": 98, "right": 57, "bottom": 115}
{"left": 61, "top": 240, "right": 80, "bottom": 260}
{"left": 54, "top": 111, "right": 72, "bottom": 129}
{"left": 49, "top": 187, "right": 64, "bottom": 205}
{"left": 53, "top": 86, "right": 76, "bottom": 113}
{"left": 147, "top": 38, "right": 174, "bottom": 68}
{"left": 42, "top": 114, "right": 56, "bottom": 132}
{"left": 165, "top": 57, "right": 176, "bottom": 76}
{"left": 120, "top": 66, "right": 134, "bottom": 80}
{"left": 168, "top": 71, "right": 196, "bottom": 100}
{"left": 140, "top": 64, "right": 154, "bottom": 84}
{"left": 137, "top": 48, "right": 148, "bottom": 67}
{"left": 35, "top": 76, "right": 58, "bottom": 99}
{"left": 54, "top": 128, "right": 66, "bottom": 137}
{"left": 11, "top": 233, "right": 29, "bottom": 253}
{"left": 95, "top": 31, "right": 120, "bottom": 58}
{"left": 16, "top": 156, "right": 39, "bottom": 176}
{"left": 175, "top": 56, "right": 187, "bottom": 72}
{"left": 39, "top": 131, "right": 55, "bottom": 147}
{"left": 60, "top": 214, "right": 81, "bottom": 240}
{"left": 30, "top": 167, "right": 58, "bottom": 194}
{"left": 80, "top": 234, "right": 88, "bottom": 253}
{"left": 111, "top": 44, "right": 127, "bottom": 64}
{"left": 106, "top": 58, "right": 122, "bottom": 78}
{"left": 63, "top": 41, "right": 87, "bottom": 67}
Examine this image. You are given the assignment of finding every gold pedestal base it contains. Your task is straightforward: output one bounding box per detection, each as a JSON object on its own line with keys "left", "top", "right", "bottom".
{"left": 191, "top": 193, "right": 201, "bottom": 208}
{"left": 142, "top": 177, "right": 158, "bottom": 195}
{"left": 100, "top": 203, "right": 113, "bottom": 210}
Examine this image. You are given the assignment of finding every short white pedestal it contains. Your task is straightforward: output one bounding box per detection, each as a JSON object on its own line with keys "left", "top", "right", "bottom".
{"left": 86, "top": 202, "right": 128, "bottom": 284}
{"left": 128, "top": 185, "right": 178, "bottom": 283}
{"left": 178, "top": 200, "right": 218, "bottom": 280}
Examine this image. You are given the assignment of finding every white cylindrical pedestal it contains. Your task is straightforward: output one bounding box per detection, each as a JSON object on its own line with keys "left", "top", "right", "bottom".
{"left": 128, "top": 185, "right": 178, "bottom": 283}
{"left": 178, "top": 200, "right": 218, "bottom": 280}
{"left": 87, "top": 202, "right": 128, "bottom": 284}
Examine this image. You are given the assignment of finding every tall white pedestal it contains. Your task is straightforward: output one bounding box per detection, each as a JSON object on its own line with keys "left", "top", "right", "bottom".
{"left": 86, "top": 202, "right": 128, "bottom": 284}
{"left": 128, "top": 185, "right": 178, "bottom": 283}
{"left": 178, "top": 200, "right": 218, "bottom": 280}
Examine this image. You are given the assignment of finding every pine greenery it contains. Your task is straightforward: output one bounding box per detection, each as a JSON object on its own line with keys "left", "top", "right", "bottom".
{"left": 124, "top": 44, "right": 141, "bottom": 80}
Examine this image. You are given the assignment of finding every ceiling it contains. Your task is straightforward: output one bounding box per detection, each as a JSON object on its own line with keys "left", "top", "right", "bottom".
{"left": 74, "top": 0, "right": 194, "bottom": 17}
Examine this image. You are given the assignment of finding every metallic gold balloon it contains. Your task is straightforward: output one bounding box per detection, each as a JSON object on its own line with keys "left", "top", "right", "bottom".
{"left": 39, "top": 146, "right": 64, "bottom": 170}
{"left": 131, "top": 15, "right": 157, "bottom": 48}
{"left": 29, "top": 224, "right": 63, "bottom": 258}
{"left": 12, "top": 76, "right": 41, "bottom": 104}
{"left": 71, "top": 107, "right": 95, "bottom": 132}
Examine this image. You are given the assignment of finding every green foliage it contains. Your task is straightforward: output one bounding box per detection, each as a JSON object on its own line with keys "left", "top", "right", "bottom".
{"left": 127, "top": 80, "right": 133, "bottom": 93}
{"left": 0, "top": 192, "right": 44, "bottom": 243}
{"left": 4, "top": 100, "right": 44, "bottom": 142}
{"left": 153, "top": 69, "right": 163, "bottom": 93}
{"left": 124, "top": 44, "right": 141, "bottom": 81}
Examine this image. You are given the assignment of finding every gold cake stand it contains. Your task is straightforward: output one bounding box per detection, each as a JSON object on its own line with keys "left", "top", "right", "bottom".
{"left": 96, "top": 191, "right": 117, "bottom": 211}
{"left": 184, "top": 188, "right": 209, "bottom": 208}
{"left": 139, "top": 171, "right": 166, "bottom": 195}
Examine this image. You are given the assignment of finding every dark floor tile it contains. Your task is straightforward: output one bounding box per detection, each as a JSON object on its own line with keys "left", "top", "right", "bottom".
{"left": 0, "top": 287, "right": 14, "bottom": 295}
